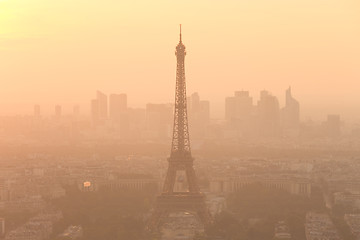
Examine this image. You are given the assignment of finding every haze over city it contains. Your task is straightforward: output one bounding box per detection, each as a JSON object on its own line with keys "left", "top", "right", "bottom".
{"left": 1, "top": 0, "right": 360, "bottom": 120}
{"left": 1, "top": 1, "right": 360, "bottom": 240}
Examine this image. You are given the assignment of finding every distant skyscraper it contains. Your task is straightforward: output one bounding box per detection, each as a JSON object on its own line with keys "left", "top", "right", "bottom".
{"left": 225, "top": 91, "right": 254, "bottom": 138}
{"left": 200, "top": 101, "right": 210, "bottom": 123}
{"left": 188, "top": 93, "right": 210, "bottom": 121}
{"left": 73, "top": 105, "right": 80, "bottom": 116}
{"left": 225, "top": 91, "right": 253, "bottom": 121}
{"left": 323, "top": 114, "right": 341, "bottom": 137}
{"left": 97, "top": 91, "right": 108, "bottom": 120}
{"left": 281, "top": 87, "right": 300, "bottom": 129}
{"left": 127, "top": 107, "right": 146, "bottom": 139}
{"left": 91, "top": 91, "right": 108, "bottom": 125}
{"left": 34, "top": 104, "right": 40, "bottom": 117}
{"left": 188, "top": 92, "right": 210, "bottom": 138}
{"left": 257, "top": 90, "right": 280, "bottom": 137}
{"left": 225, "top": 97, "right": 236, "bottom": 121}
{"left": 109, "top": 93, "right": 127, "bottom": 122}
{"left": 91, "top": 99, "right": 99, "bottom": 125}
{"left": 145, "top": 103, "right": 173, "bottom": 139}
{"left": 55, "top": 105, "right": 62, "bottom": 118}
{"left": 189, "top": 92, "right": 200, "bottom": 113}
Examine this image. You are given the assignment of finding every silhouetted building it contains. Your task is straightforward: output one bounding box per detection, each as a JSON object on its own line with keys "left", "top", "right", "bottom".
{"left": 188, "top": 92, "right": 210, "bottom": 138}
{"left": 145, "top": 103, "right": 173, "bottom": 139}
{"left": 108, "top": 94, "right": 129, "bottom": 135}
{"left": 225, "top": 91, "right": 254, "bottom": 138}
{"left": 225, "top": 91, "right": 253, "bottom": 122}
{"left": 305, "top": 212, "right": 341, "bottom": 240}
{"left": 257, "top": 90, "right": 280, "bottom": 137}
{"left": 210, "top": 176, "right": 311, "bottom": 197}
{"left": 274, "top": 221, "right": 292, "bottom": 240}
{"left": 34, "top": 104, "right": 40, "bottom": 118}
{"left": 55, "top": 105, "right": 62, "bottom": 118}
{"left": 97, "top": 91, "right": 108, "bottom": 120}
{"left": 109, "top": 93, "right": 127, "bottom": 122}
{"left": 323, "top": 114, "right": 341, "bottom": 138}
{"left": 344, "top": 214, "right": 360, "bottom": 239}
{"left": 73, "top": 105, "right": 80, "bottom": 116}
{"left": 127, "top": 108, "right": 146, "bottom": 139}
{"left": 91, "top": 99, "right": 99, "bottom": 125}
{"left": 101, "top": 178, "right": 161, "bottom": 192}
{"left": 91, "top": 91, "right": 108, "bottom": 125}
{"left": 281, "top": 87, "right": 300, "bottom": 129}
{"left": 128, "top": 108, "right": 146, "bottom": 126}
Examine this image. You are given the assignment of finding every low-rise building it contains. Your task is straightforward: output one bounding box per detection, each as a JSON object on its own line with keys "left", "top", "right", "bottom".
{"left": 305, "top": 212, "right": 342, "bottom": 240}
{"left": 274, "top": 221, "right": 292, "bottom": 240}
{"left": 334, "top": 192, "right": 360, "bottom": 209}
{"left": 210, "top": 176, "right": 311, "bottom": 197}
{"left": 5, "top": 211, "right": 62, "bottom": 240}
{"left": 344, "top": 214, "right": 360, "bottom": 240}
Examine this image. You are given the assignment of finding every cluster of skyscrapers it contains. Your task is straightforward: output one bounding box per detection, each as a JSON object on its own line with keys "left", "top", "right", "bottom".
{"left": 88, "top": 91, "right": 210, "bottom": 140}
{"left": 225, "top": 87, "right": 300, "bottom": 138}
{"left": 28, "top": 87, "right": 345, "bottom": 141}
{"left": 91, "top": 91, "right": 127, "bottom": 126}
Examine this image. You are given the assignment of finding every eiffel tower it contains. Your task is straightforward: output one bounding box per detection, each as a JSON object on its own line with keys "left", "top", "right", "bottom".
{"left": 148, "top": 25, "right": 212, "bottom": 231}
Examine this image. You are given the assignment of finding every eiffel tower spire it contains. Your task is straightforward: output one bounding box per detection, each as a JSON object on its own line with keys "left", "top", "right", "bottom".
{"left": 170, "top": 24, "right": 191, "bottom": 161}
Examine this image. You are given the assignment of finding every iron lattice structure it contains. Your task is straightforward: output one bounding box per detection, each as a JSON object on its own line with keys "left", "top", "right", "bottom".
{"left": 148, "top": 26, "right": 212, "bottom": 231}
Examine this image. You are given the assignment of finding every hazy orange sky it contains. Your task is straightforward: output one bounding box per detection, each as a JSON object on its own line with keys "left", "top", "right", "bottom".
{"left": 1, "top": 0, "right": 360, "bottom": 121}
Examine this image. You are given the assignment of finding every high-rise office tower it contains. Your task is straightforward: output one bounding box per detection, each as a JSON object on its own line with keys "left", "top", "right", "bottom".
{"left": 188, "top": 92, "right": 210, "bottom": 138}
{"left": 55, "top": 105, "right": 62, "bottom": 118}
{"left": 91, "top": 99, "right": 99, "bottom": 125}
{"left": 225, "top": 91, "right": 253, "bottom": 121}
{"left": 34, "top": 104, "right": 41, "bottom": 118}
{"left": 199, "top": 100, "right": 210, "bottom": 124}
{"left": 225, "top": 91, "right": 254, "bottom": 137}
{"left": 97, "top": 91, "right": 108, "bottom": 120}
{"left": 257, "top": 90, "right": 280, "bottom": 137}
{"left": 73, "top": 105, "right": 80, "bottom": 116}
{"left": 109, "top": 93, "right": 127, "bottom": 122}
{"left": 189, "top": 92, "right": 200, "bottom": 113}
{"left": 323, "top": 114, "right": 341, "bottom": 137}
{"left": 188, "top": 93, "right": 210, "bottom": 123}
{"left": 91, "top": 91, "right": 108, "bottom": 125}
{"left": 146, "top": 103, "right": 173, "bottom": 139}
{"left": 281, "top": 87, "right": 300, "bottom": 129}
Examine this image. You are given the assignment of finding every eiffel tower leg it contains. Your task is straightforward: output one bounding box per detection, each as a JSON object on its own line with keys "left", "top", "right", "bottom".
{"left": 185, "top": 164, "right": 200, "bottom": 193}
{"left": 162, "top": 164, "right": 177, "bottom": 193}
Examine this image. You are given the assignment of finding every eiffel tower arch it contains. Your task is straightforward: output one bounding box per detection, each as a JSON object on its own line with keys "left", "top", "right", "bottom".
{"left": 148, "top": 25, "right": 212, "bottom": 231}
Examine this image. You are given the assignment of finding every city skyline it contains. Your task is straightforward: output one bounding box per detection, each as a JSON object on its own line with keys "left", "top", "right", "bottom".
{"left": 0, "top": 87, "right": 352, "bottom": 122}
{"left": 1, "top": 0, "right": 360, "bottom": 121}
{"left": 1, "top": 2, "right": 360, "bottom": 239}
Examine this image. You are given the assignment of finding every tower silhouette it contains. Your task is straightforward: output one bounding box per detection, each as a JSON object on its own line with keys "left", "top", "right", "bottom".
{"left": 148, "top": 25, "right": 212, "bottom": 231}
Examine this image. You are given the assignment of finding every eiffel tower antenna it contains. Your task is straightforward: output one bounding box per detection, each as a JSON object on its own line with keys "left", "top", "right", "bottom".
{"left": 180, "top": 24, "right": 182, "bottom": 42}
